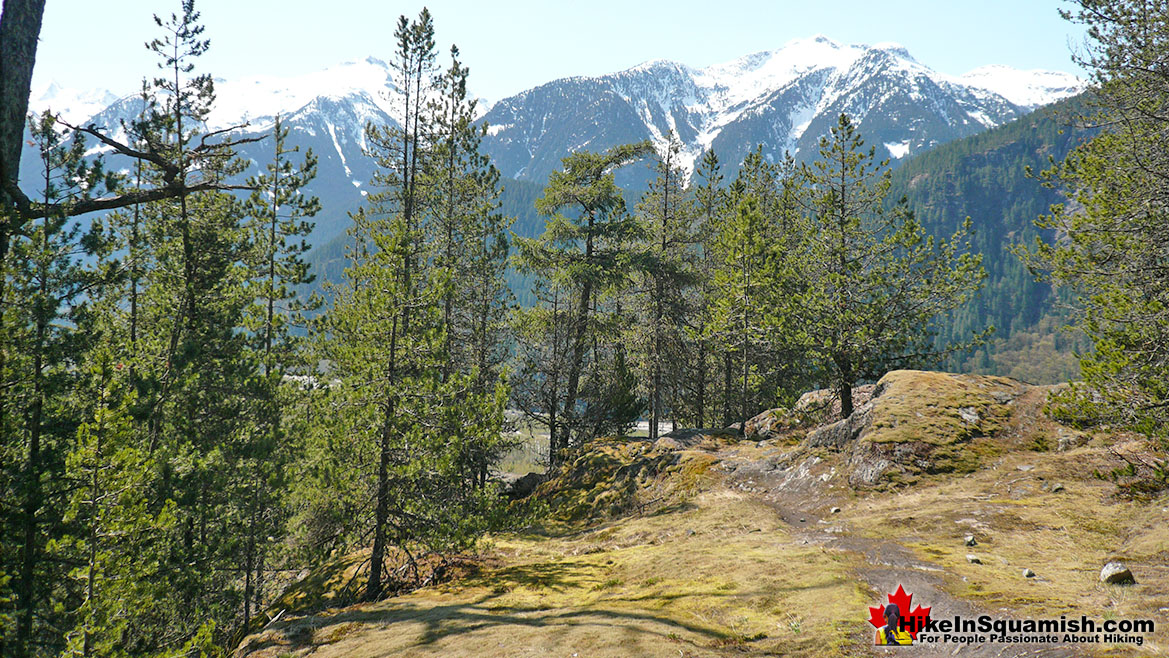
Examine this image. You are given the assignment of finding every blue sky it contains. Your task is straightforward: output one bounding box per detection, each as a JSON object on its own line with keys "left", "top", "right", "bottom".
{"left": 32, "top": 0, "right": 1089, "bottom": 102}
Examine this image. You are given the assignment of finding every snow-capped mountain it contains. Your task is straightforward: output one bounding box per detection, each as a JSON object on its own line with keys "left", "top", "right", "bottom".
{"left": 958, "top": 65, "right": 1084, "bottom": 109}
{"left": 481, "top": 35, "right": 1084, "bottom": 186}
{"left": 26, "top": 58, "right": 400, "bottom": 247}
{"left": 22, "top": 37, "right": 1084, "bottom": 252}
{"left": 29, "top": 82, "right": 121, "bottom": 124}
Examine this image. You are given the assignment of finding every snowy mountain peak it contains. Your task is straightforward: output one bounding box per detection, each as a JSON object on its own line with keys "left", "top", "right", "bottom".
{"left": 871, "top": 42, "right": 916, "bottom": 62}
{"left": 207, "top": 57, "right": 396, "bottom": 131}
{"left": 480, "top": 34, "right": 1085, "bottom": 183}
{"left": 959, "top": 65, "right": 1086, "bottom": 109}
{"left": 708, "top": 35, "right": 861, "bottom": 80}
{"left": 29, "top": 81, "right": 121, "bottom": 124}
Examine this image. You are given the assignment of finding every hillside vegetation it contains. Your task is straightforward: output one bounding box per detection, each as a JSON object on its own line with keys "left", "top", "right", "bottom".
{"left": 235, "top": 371, "right": 1168, "bottom": 657}
{"left": 889, "top": 94, "right": 1095, "bottom": 382}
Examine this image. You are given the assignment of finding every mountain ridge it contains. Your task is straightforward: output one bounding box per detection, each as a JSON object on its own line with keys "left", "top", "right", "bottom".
{"left": 23, "top": 35, "right": 1084, "bottom": 255}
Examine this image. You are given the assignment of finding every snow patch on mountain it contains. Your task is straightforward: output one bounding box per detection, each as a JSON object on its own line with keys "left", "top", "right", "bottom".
{"left": 959, "top": 65, "right": 1086, "bottom": 109}
{"left": 29, "top": 82, "right": 121, "bottom": 124}
{"left": 885, "top": 140, "right": 911, "bottom": 159}
{"left": 209, "top": 57, "right": 396, "bottom": 131}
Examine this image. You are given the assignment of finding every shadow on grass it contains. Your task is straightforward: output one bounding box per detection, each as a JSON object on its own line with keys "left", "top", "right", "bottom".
{"left": 247, "top": 569, "right": 747, "bottom": 654}
{"left": 473, "top": 560, "right": 588, "bottom": 593}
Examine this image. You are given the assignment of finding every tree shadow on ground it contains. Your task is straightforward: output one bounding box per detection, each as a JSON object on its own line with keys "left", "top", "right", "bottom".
{"left": 245, "top": 563, "right": 744, "bottom": 654}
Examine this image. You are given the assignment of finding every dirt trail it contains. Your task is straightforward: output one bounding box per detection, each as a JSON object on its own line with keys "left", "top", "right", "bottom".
{"left": 718, "top": 446, "right": 1085, "bottom": 657}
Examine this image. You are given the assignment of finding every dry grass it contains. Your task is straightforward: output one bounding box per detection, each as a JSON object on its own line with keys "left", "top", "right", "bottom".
{"left": 841, "top": 444, "right": 1169, "bottom": 655}
{"left": 238, "top": 372, "right": 1169, "bottom": 658}
{"left": 237, "top": 487, "right": 872, "bottom": 657}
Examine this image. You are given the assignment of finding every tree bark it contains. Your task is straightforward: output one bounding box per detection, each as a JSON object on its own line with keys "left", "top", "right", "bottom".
{"left": 561, "top": 211, "right": 595, "bottom": 461}
{"left": 0, "top": 0, "right": 46, "bottom": 265}
{"left": 367, "top": 312, "right": 399, "bottom": 601}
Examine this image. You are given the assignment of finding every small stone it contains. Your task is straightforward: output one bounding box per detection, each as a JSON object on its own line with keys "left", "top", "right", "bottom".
{"left": 966, "top": 554, "right": 982, "bottom": 564}
{"left": 958, "top": 407, "right": 980, "bottom": 424}
{"left": 1022, "top": 568, "right": 1036, "bottom": 578}
{"left": 964, "top": 535, "right": 977, "bottom": 546}
{"left": 1017, "top": 464, "right": 1035, "bottom": 472}
{"left": 1050, "top": 483, "right": 1065, "bottom": 493}
{"left": 831, "top": 507, "right": 841, "bottom": 514}
{"left": 1100, "top": 562, "right": 1136, "bottom": 585}
{"left": 799, "top": 517, "right": 806, "bottom": 523}
{"left": 686, "top": 529, "right": 696, "bottom": 536}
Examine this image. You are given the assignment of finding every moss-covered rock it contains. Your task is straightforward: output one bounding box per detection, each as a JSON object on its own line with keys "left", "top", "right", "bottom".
{"left": 801, "top": 370, "right": 1029, "bottom": 486}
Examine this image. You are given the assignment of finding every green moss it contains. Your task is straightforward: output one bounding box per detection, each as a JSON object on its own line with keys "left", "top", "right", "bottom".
{"left": 865, "top": 370, "right": 1024, "bottom": 447}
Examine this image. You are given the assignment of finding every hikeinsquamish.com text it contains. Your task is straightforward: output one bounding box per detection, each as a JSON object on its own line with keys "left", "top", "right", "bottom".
{"left": 910, "top": 615, "right": 1154, "bottom": 647}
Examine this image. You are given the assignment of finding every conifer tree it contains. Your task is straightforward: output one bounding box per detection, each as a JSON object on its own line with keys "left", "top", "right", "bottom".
{"left": 424, "top": 45, "right": 513, "bottom": 390}
{"left": 92, "top": 1, "right": 263, "bottom": 645}
{"left": 56, "top": 353, "right": 171, "bottom": 658}
{"left": 634, "top": 133, "right": 697, "bottom": 439}
{"left": 2, "top": 112, "right": 114, "bottom": 658}
{"left": 308, "top": 204, "right": 505, "bottom": 602}
{"left": 511, "top": 278, "right": 574, "bottom": 466}
{"left": 238, "top": 115, "right": 319, "bottom": 624}
{"left": 1024, "top": 1, "right": 1169, "bottom": 481}
{"left": 687, "top": 148, "right": 726, "bottom": 428}
{"left": 798, "top": 114, "right": 986, "bottom": 418}
{"left": 297, "top": 20, "right": 510, "bottom": 602}
{"left": 709, "top": 194, "right": 776, "bottom": 427}
{"left": 364, "top": 8, "right": 438, "bottom": 321}
{"left": 514, "top": 142, "right": 651, "bottom": 464}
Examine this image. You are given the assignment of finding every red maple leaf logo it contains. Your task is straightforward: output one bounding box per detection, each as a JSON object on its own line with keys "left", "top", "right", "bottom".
{"left": 868, "top": 584, "right": 932, "bottom": 640}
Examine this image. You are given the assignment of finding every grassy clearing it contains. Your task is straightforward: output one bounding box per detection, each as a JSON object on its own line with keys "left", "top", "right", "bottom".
{"left": 841, "top": 445, "right": 1169, "bottom": 655}
{"left": 237, "top": 488, "right": 872, "bottom": 657}
{"left": 239, "top": 373, "right": 1169, "bottom": 657}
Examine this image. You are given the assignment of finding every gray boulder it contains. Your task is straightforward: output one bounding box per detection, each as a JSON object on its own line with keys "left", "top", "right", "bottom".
{"left": 1100, "top": 562, "right": 1136, "bottom": 585}
{"left": 743, "top": 407, "right": 799, "bottom": 440}
{"left": 505, "top": 471, "right": 544, "bottom": 500}
{"left": 807, "top": 403, "right": 873, "bottom": 449}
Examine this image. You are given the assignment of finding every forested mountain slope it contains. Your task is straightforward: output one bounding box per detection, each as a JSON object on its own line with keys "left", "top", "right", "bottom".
{"left": 890, "top": 93, "right": 1095, "bottom": 382}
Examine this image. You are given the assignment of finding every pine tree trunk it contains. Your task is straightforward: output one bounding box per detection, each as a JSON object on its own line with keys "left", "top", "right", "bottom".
{"left": 561, "top": 212, "right": 595, "bottom": 458}
{"left": 367, "top": 313, "right": 399, "bottom": 600}
{"left": 82, "top": 382, "right": 105, "bottom": 658}
{"left": 367, "top": 407, "right": 393, "bottom": 601}
{"left": 722, "top": 351, "right": 733, "bottom": 427}
{"left": 696, "top": 337, "right": 707, "bottom": 428}
{"left": 839, "top": 377, "right": 854, "bottom": 419}
{"left": 16, "top": 162, "right": 53, "bottom": 658}
{"left": 0, "top": 0, "right": 46, "bottom": 264}
{"left": 243, "top": 507, "right": 256, "bottom": 628}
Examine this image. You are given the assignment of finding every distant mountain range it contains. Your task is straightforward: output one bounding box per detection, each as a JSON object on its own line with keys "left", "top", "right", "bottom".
{"left": 25, "top": 35, "right": 1084, "bottom": 253}
{"left": 480, "top": 36, "right": 1082, "bottom": 186}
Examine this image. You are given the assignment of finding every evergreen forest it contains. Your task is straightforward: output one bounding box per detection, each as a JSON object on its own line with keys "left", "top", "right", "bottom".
{"left": 1, "top": 1, "right": 1167, "bottom": 656}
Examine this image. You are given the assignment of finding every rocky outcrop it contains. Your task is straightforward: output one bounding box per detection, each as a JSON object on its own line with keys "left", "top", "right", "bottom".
{"left": 742, "top": 408, "right": 799, "bottom": 440}
{"left": 800, "top": 370, "right": 1031, "bottom": 487}
{"left": 806, "top": 403, "right": 873, "bottom": 448}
